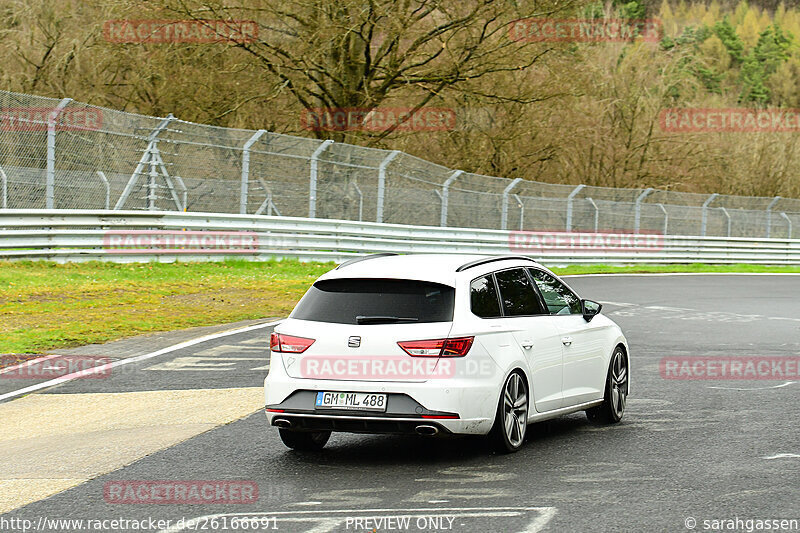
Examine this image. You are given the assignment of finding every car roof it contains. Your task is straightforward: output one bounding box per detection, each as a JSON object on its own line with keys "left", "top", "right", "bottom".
{"left": 318, "top": 254, "right": 541, "bottom": 286}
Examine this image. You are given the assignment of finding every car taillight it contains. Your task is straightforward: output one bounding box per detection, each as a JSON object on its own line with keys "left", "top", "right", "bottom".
{"left": 270, "top": 333, "right": 315, "bottom": 353}
{"left": 397, "top": 337, "right": 474, "bottom": 357}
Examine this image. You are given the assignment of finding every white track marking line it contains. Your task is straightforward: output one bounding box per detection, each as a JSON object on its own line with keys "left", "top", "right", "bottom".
{"left": 0, "top": 354, "right": 62, "bottom": 375}
{"left": 708, "top": 381, "right": 797, "bottom": 391}
{"left": 0, "top": 320, "right": 281, "bottom": 403}
{"left": 763, "top": 453, "right": 800, "bottom": 459}
{"left": 527, "top": 506, "right": 558, "bottom": 533}
{"left": 598, "top": 301, "right": 637, "bottom": 307}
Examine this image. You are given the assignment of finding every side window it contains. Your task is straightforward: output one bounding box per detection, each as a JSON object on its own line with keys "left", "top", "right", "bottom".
{"left": 528, "top": 269, "right": 583, "bottom": 315}
{"left": 470, "top": 275, "right": 502, "bottom": 318}
{"left": 494, "top": 268, "right": 545, "bottom": 316}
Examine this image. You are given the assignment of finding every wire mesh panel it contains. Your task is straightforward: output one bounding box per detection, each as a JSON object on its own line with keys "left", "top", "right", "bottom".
{"left": 249, "top": 133, "right": 324, "bottom": 218}
{"left": 383, "top": 153, "right": 453, "bottom": 226}
{"left": 515, "top": 197, "right": 569, "bottom": 232}
{"left": 0, "top": 91, "right": 59, "bottom": 209}
{"left": 1, "top": 89, "right": 799, "bottom": 239}
{"left": 316, "top": 142, "right": 389, "bottom": 222}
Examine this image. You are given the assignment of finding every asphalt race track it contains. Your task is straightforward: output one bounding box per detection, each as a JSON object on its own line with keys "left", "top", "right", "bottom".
{"left": 1, "top": 274, "right": 798, "bottom": 533}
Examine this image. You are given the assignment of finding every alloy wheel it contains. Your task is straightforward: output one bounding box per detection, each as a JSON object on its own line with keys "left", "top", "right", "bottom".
{"left": 503, "top": 373, "right": 528, "bottom": 447}
{"left": 610, "top": 349, "right": 628, "bottom": 418}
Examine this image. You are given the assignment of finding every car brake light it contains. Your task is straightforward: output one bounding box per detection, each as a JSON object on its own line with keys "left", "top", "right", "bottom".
{"left": 270, "top": 333, "right": 315, "bottom": 353}
{"left": 397, "top": 337, "right": 474, "bottom": 357}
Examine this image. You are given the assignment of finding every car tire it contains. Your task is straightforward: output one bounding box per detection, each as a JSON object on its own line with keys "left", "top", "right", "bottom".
{"left": 490, "top": 371, "right": 528, "bottom": 453}
{"left": 278, "top": 429, "right": 331, "bottom": 451}
{"left": 586, "top": 346, "right": 628, "bottom": 424}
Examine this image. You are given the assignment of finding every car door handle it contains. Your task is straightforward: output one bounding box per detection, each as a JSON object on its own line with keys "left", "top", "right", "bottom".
{"left": 561, "top": 336, "right": 573, "bottom": 346}
{"left": 521, "top": 341, "right": 533, "bottom": 349}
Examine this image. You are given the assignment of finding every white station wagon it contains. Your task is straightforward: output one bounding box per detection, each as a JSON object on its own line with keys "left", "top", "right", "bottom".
{"left": 265, "top": 254, "right": 630, "bottom": 452}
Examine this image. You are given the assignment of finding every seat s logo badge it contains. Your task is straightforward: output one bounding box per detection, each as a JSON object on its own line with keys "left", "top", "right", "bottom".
{"left": 348, "top": 336, "right": 361, "bottom": 348}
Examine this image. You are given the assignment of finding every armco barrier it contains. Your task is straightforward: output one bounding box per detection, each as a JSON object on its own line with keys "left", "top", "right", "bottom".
{"left": 0, "top": 209, "right": 799, "bottom": 265}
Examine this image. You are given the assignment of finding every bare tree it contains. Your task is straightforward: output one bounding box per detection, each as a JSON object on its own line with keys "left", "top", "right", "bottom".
{"left": 164, "top": 0, "right": 572, "bottom": 144}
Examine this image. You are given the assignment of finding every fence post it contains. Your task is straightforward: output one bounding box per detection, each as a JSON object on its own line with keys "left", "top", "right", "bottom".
{"left": 657, "top": 203, "right": 668, "bottom": 235}
{"left": 46, "top": 98, "right": 72, "bottom": 209}
{"left": 0, "top": 165, "right": 7, "bottom": 209}
{"left": 634, "top": 188, "right": 654, "bottom": 234}
{"left": 308, "top": 140, "right": 334, "bottom": 218}
{"left": 241, "top": 129, "right": 266, "bottom": 214}
{"left": 353, "top": 183, "right": 364, "bottom": 221}
{"left": 586, "top": 197, "right": 599, "bottom": 233}
{"left": 566, "top": 184, "right": 585, "bottom": 232}
{"left": 501, "top": 178, "right": 522, "bottom": 230}
{"left": 780, "top": 212, "right": 792, "bottom": 239}
{"left": 147, "top": 149, "right": 160, "bottom": 210}
{"left": 719, "top": 206, "right": 731, "bottom": 237}
{"left": 700, "top": 193, "right": 718, "bottom": 236}
{"left": 96, "top": 171, "right": 110, "bottom": 210}
{"left": 512, "top": 193, "right": 524, "bottom": 230}
{"left": 766, "top": 196, "right": 781, "bottom": 238}
{"left": 440, "top": 170, "right": 464, "bottom": 227}
{"left": 376, "top": 150, "right": 400, "bottom": 223}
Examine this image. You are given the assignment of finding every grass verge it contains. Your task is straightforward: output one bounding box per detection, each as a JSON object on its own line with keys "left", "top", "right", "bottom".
{"left": 1, "top": 260, "right": 798, "bottom": 354}
{"left": 0, "top": 259, "right": 334, "bottom": 354}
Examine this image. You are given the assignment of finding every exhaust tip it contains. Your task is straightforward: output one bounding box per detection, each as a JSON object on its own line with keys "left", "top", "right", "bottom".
{"left": 415, "top": 424, "right": 438, "bottom": 436}
{"left": 273, "top": 418, "right": 292, "bottom": 428}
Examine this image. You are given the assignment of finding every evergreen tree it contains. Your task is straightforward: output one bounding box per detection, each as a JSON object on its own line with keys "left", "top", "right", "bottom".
{"left": 714, "top": 16, "right": 745, "bottom": 64}
{"left": 614, "top": 0, "right": 646, "bottom": 19}
{"left": 740, "top": 25, "right": 793, "bottom": 103}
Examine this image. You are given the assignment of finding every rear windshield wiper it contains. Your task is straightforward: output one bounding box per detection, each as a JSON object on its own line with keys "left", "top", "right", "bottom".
{"left": 356, "top": 315, "right": 419, "bottom": 325}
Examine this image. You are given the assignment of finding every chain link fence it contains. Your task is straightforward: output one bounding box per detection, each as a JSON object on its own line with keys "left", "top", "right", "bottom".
{"left": 1, "top": 88, "right": 799, "bottom": 238}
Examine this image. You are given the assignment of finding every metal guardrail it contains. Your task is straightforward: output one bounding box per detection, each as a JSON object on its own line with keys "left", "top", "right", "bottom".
{"left": 1, "top": 210, "right": 799, "bottom": 265}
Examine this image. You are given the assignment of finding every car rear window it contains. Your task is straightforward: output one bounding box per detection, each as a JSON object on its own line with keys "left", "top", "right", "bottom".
{"left": 290, "top": 278, "right": 455, "bottom": 325}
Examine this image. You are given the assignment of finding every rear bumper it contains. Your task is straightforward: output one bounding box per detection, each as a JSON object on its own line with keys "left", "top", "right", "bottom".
{"left": 266, "top": 389, "right": 461, "bottom": 435}
{"left": 264, "top": 376, "right": 497, "bottom": 435}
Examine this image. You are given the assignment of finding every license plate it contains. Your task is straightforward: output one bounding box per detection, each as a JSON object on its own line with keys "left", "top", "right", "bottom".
{"left": 315, "top": 391, "right": 387, "bottom": 412}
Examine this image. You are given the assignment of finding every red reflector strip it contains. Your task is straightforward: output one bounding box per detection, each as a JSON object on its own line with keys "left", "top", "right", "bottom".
{"left": 266, "top": 409, "right": 285, "bottom": 413}
{"left": 420, "top": 415, "right": 459, "bottom": 419}
{"left": 397, "top": 336, "right": 474, "bottom": 357}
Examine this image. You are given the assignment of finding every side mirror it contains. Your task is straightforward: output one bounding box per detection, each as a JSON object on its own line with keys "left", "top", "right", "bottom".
{"left": 582, "top": 299, "right": 602, "bottom": 322}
